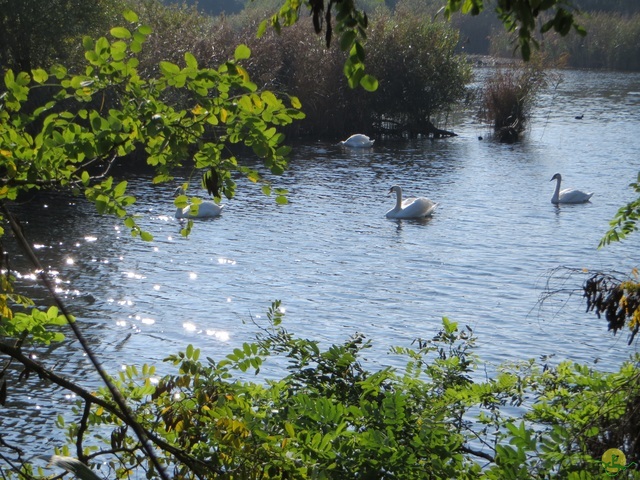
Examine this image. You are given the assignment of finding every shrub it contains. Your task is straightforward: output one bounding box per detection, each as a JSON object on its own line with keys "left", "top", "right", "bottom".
{"left": 7, "top": 307, "right": 640, "bottom": 479}
{"left": 121, "top": 2, "right": 472, "bottom": 139}
{"left": 365, "top": 8, "right": 472, "bottom": 136}
{"left": 480, "top": 59, "right": 548, "bottom": 142}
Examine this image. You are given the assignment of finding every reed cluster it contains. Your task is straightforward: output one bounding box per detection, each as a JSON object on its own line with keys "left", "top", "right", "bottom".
{"left": 480, "top": 59, "right": 548, "bottom": 142}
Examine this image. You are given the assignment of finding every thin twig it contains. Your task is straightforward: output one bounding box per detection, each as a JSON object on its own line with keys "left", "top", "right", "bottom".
{"left": 77, "top": 400, "right": 92, "bottom": 462}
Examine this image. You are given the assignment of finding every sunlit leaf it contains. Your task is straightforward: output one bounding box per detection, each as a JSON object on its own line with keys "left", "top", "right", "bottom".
{"left": 123, "top": 9, "right": 139, "bottom": 23}
{"left": 234, "top": 44, "right": 251, "bottom": 61}
{"left": 110, "top": 27, "right": 131, "bottom": 39}
{"left": 31, "top": 69, "right": 48, "bottom": 84}
{"left": 359, "top": 74, "right": 378, "bottom": 92}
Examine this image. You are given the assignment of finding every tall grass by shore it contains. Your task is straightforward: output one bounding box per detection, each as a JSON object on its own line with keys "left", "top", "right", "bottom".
{"left": 489, "top": 11, "right": 640, "bottom": 71}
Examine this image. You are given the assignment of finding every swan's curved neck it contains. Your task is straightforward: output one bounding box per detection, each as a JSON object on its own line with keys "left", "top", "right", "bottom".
{"left": 552, "top": 177, "right": 561, "bottom": 203}
{"left": 394, "top": 188, "right": 403, "bottom": 209}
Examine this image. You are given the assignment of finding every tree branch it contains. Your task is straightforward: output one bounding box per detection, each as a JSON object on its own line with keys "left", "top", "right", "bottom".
{"left": 0, "top": 340, "right": 218, "bottom": 476}
{"left": 0, "top": 203, "right": 171, "bottom": 480}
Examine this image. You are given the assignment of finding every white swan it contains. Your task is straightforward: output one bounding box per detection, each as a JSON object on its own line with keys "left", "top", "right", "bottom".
{"left": 174, "top": 187, "right": 224, "bottom": 219}
{"left": 550, "top": 173, "right": 593, "bottom": 204}
{"left": 339, "top": 134, "right": 374, "bottom": 148}
{"left": 385, "top": 185, "right": 438, "bottom": 219}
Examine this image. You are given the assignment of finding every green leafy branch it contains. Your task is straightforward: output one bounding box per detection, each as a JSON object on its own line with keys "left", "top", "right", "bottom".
{"left": 599, "top": 172, "right": 640, "bottom": 248}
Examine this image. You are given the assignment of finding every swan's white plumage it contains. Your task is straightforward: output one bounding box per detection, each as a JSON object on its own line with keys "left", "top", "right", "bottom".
{"left": 385, "top": 185, "right": 438, "bottom": 219}
{"left": 175, "top": 202, "right": 224, "bottom": 219}
{"left": 339, "top": 134, "right": 374, "bottom": 148}
{"left": 174, "top": 187, "right": 224, "bottom": 219}
{"left": 550, "top": 173, "right": 593, "bottom": 204}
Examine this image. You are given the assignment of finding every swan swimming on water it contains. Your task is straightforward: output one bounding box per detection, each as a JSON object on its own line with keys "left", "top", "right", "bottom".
{"left": 550, "top": 173, "right": 593, "bottom": 204}
{"left": 339, "top": 134, "right": 375, "bottom": 148}
{"left": 386, "top": 185, "right": 438, "bottom": 219}
{"left": 174, "top": 187, "right": 224, "bottom": 219}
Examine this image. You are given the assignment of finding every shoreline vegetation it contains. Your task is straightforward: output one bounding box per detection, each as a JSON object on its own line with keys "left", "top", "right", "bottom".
{"left": 1, "top": 1, "right": 638, "bottom": 141}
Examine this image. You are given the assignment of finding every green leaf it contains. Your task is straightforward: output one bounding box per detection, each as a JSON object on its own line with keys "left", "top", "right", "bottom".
{"left": 234, "top": 44, "right": 251, "bottom": 61}
{"left": 340, "top": 31, "right": 357, "bottom": 52}
{"left": 123, "top": 9, "right": 139, "bottom": 23}
{"left": 359, "top": 74, "right": 378, "bottom": 92}
{"left": 32, "top": 69, "right": 48, "bottom": 84}
{"left": 114, "top": 180, "right": 127, "bottom": 198}
{"left": 257, "top": 20, "right": 268, "bottom": 38}
{"left": 110, "top": 27, "right": 131, "bottom": 39}
{"left": 138, "top": 25, "right": 152, "bottom": 36}
{"left": 82, "top": 36, "right": 94, "bottom": 51}
{"left": 160, "top": 61, "right": 180, "bottom": 75}
{"left": 290, "top": 96, "right": 302, "bottom": 109}
{"left": 185, "top": 52, "right": 198, "bottom": 70}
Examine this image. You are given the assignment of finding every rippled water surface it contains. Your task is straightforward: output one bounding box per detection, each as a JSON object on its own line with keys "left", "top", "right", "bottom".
{"left": 4, "top": 69, "right": 640, "bottom": 453}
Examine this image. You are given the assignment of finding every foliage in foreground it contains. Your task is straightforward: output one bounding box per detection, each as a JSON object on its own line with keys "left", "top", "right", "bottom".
{"left": 3, "top": 311, "right": 640, "bottom": 478}
{"left": 0, "top": 10, "right": 302, "bottom": 242}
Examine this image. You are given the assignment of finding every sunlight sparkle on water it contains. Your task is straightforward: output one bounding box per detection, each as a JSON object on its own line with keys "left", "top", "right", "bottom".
{"left": 183, "top": 322, "right": 197, "bottom": 332}
{"left": 141, "top": 317, "right": 155, "bottom": 325}
{"left": 206, "top": 330, "right": 230, "bottom": 341}
{"left": 33, "top": 244, "right": 46, "bottom": 250}
{"left": 153, "top": 285, "right": 161, "bottom": 291}
{"left": 218, "top": 257, "right": 236, "bottom": 265}
{"left": 189, "top": 272, "right": 197, "bottom": 280}
{"left": 84, "top": 236, "right": 98, "bottom": 242}
{"left": 66, "top": 258, "right": 74, "bottom": 265}
{"left": 124, "top": 271, "right": 145, "bottom": 280}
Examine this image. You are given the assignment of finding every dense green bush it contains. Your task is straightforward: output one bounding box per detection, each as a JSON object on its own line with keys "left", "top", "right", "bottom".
{"left": 366, "top": 8, "right": 471, "bottom": 136}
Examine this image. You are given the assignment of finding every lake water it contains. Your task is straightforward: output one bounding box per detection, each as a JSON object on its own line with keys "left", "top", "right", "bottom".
{"left": 3, "top": 69, "right": 640, "bottom": 459}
